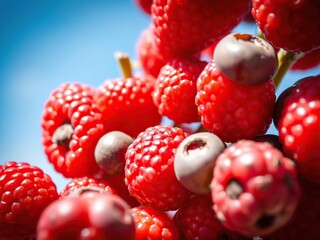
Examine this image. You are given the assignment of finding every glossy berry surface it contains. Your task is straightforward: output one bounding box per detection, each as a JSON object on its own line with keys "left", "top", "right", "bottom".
{"left": 0, "top": 161, "right": 58, "bottom": 240}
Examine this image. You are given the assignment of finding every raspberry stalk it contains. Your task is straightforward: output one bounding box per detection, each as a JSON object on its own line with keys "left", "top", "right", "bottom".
{"left": 114, "top": 52, "right": 133, "bottom": 78}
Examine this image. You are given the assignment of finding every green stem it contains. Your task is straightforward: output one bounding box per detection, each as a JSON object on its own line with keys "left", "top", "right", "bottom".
{"left": 273, "top": 49, "right": 303, "bottom": 89}
{"left": 114, "top": 52, "right": 133, "bottom": 78}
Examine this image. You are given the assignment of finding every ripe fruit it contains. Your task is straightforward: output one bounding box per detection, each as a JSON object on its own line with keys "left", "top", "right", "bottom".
{"left": 125, "top": 125, "right": 192, "bottom": 211}
{"left": 37, "top": 191, "right": 135, "bottom": 240}
{"left": 174, "top": 132, "right": 225, "bottom": 194}
{"left": 278, "top": 75, "right": 320, "bottom": 184}
{"left": 0, "top": 161, "right": 58, "bottom": 240}
{"left": 152, "top": 58, "right": 207, "bottom": 123}
{"left": 131, "top": 206, "right": 180, "bottom": 240}
{"left": 41, "top": 82, "right": 106, "bottom": 178}
{"left": 213, "top": 33, "right": 278, "bottom": 85}
{"left": 252, "top": 0, "right": 320, "bottom": 53}
{"left": 291, "top": 48, "right": 320, "bottom": 71}
{"left": 196, "top": 60, "right": 276, "bottom": 143}
{"left": 211, "top": 140, "right": 300, "bottom": 237}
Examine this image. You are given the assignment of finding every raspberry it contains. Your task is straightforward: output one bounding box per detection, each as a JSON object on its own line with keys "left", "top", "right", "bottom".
{"left": 264, "top": 177, "right": 320, "bottom": 239}
{"left": 136, "top": 26, "right": 166, "bottom": 78}
{"left": 41, "top": 82, "right": 106, "bottom": 178}
{"left": 151, "top": 0, "right": 250, "bottom": 59}
{"left": 195, "top": 60, "right": 276, "bottom": 143}
{"left": 0, "top": 161, "right": 58, "bottom": 240}
{"left": 125, "top": 125, "right": 192, "bottom": 211}
{"left": 174, "top": 194, "right": 250, "bottom": 240}
{"left": 135, "top": 0, "right": 152, "bottom": 15}
{"left": 252, "top": 0, "right": 320, "bottom": 53}
{"left": 278, "top": 75, "right": 320, "bottom": 184}
{"left": 211, "top": 140, "right": 300, "bottom": 237}
{"left": 152, "top": 58, "right": 207, "bottom": 123}
{"left": 131, "top": 206, "right": 180, "bottom": 240}
{"left": 291, "top": 48, "right": 320, "bottom": 71}
{"left": 59, "top": 177, "right": 117, "bottom": 198}
{"left": 95, "top": 73, "right": 162, "bottom": 138}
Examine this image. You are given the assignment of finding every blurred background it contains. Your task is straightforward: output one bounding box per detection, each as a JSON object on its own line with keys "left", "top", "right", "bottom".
{"left": 0, "top": 0, "right": 319, "bottom": 191}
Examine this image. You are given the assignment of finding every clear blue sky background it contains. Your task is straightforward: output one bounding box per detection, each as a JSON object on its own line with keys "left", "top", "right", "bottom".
{"left": 0, "top": 0, "right": 319, "bottom": 191}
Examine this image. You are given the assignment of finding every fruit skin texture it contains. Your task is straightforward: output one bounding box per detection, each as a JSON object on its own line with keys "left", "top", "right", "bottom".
{"left": 95, "top": 75, "right": 162, "bottom": 138}
{"left": 252, "top": 0, "right": 320, "bottom": 53}
{"left": 278, "top": 75, "right": 320, "bottom": 184}
{"left": 131, "top": 206, "right": 180, "bottom": 240}
{"left": 173, "top": 194, "right": 250, "bottom": 240}
{"left": 0, "top": 161, "right": 58, "bottom": 240}
{"left": 151, "top": 0, "right": 250, "bottom": 59}
{"left": 195, "top": 60, "right": 276, "bottom": 143}
{"left": 211, "top": 140, "right": 300, "bottom": 237}
{"left": 152, "top": 58, "right": 207, "bottom": 123}
{"left": 125, "top": 125, "right": 192, "bottom": 211}
{"left": 41, "top": 82, "right": 106, "bottom": 178}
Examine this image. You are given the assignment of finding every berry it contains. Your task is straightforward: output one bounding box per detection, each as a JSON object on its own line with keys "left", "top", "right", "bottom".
{"left": 151, "top": 0, "right": 250, "bottom": 59}
{"left": 213, "top": 33, "right": 278, "bottom": 85}
{"left": 152, "top": 58, "right": 207, "bottom": 123}
{"left": 136, "top": 26, "right": 166, "bottom": 78}
{"left": 37, "top": 191, "right": 135, "bottom": 240}
{"left": 41, "top": 82, "right": 106, "bottom": 178}
{"left": 0, "top": 161, "right": 58, "bottom": 240}
{"left": 195, "top": 60, "right": 276, "bottom": 143}
{"left": 95, "top": 64, "right": 162, "bottom": 138}
{"left": 59, "top": 176, "right": 117, "bottom": 198}
{"left": 211, "top": 140, "right": 300, "bottom": 237}
{"left": 278, "top": 75, "right": 320, "bottom": 184}
{"left": 252, "top": 134, "right": 283, "bottom": 152}
{"left": 252, "top": 0, "right": 320, "bottom": 53}
{"left": 173, "top": 194, "right": 250, "bottom": 240}
{"left": 131, "top": 206, "right": 180, "bottom": 240}
{"left": 174, "top": 132, "right": 226, "bottom": 194}
{"left": 135, "top": 0, "right": 152, "bottom": 15}
{"left": 125, "top": 125, "right": 192, "bottom": 211}
{"left": 94, "top": 131, "right": 134, "bottom": 175}
{"left": 291, "top": 48, "right": 320, "bottom": 71}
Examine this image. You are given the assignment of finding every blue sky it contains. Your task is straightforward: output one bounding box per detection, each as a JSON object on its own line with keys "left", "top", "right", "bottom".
{"left": 0, "top": 0, "right": 319, "bottom": 191}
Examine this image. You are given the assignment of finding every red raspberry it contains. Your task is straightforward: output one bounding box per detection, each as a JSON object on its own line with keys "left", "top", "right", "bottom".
{"left": 136, "top": 26, "right": 166, "bottom": 78}
{"left": 135, "top": 0, "right": 152, "bottom": 15}
{"left": 211, "top": 140, "right": 300, "bottom": 237}
{"left": 131, "top": 206, "right": 180, "bottom": 240}
{"left": 151, "top": 0, "right": 250, "bottom": 59}
{"left": 125, "top": 125, "right": 192, "bottom": 211}
{"left": 173, "top": 194, "right": 250, "bottom": 240}
{"left": 59, "top": 177, "right": 117, "bottom": 198}
{"left": 291, "top": 48, "right": 320, "bottom": 71}
{"left": 195, "top": 60, "right": 276, "bottom": 143}
{"left": 252, "top": 0, "right": 320, "bottom": 53}
{"left": 0, "top": 161, "right": 58, "bottom": 240}
{"left": 41, "top": 82, "right": 106, "bottom": 178}
{"left": 95, "top": 75, "right": 162, "bottom": 138}
{"left": 152, "top": 58, "right": 207, "bottom": 123}
{"left": 278, "top": 75, "right": 320, "bottom": 184}
{"left": 264, "top": 177, "right": 320, "bottom": 239}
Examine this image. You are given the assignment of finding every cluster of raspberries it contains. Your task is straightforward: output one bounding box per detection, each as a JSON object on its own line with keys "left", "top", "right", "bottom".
{"left": 1, "top": 0, "right": 320, "bottom": 239}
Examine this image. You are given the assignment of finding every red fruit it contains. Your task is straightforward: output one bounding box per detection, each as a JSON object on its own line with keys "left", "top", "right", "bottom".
{"left": 95, "top": 75, "right": 162, "bottom": 138}
{"left": 41, "top": 82, "right": 106, "bottom": 178}
{"left": 195, "top": 60, "right": 276, "bottom": 143}
{"left": 152, "top": 58, "right": 207, "bottom": 123}
{"left": 131, "top": 206, "right": 180, "bottom": 240}
{"left": 0, "top": 161, "right": 58, "bottom": 240}
{"left": 125, "top": 125, "right": 192, "bottom": 211}
{"left": 278, "top": 75, "right": 320, "bottom": 184}
{"left": 151, "top": 0, "right": 250, "bottom": 59}
{"left": 135, "top": 0, "right": 153, "bottom": 15}
{"left": 291, "top": 48, "right": 320, "bottom": 71}
{"left": 173, "top": 194, "right": 250, "bottom": 240}
{"left": 59, "top": 177, "right": 117, "bottom": 198}
{"left": 211, "top": 140, "right": 300, "bottom": 237}
{"left": 37, "top": 192, "right": 135, "bottom": 240}
{"left": 264, "top": 177, "right": 320, "bottom": 239}
{"left": 136, "top": 26, "right": 166, "bottom": 78}
{"left": 252, "top": 0, "right": 320, "bottom": 53}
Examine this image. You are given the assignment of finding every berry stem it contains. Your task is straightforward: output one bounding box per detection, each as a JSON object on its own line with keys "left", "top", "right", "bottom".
{"left": 114, "top": 52, "right": 133, "bottom": 78}
{"left": 273, "top": 49, "right": 303, "bottom": 89}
